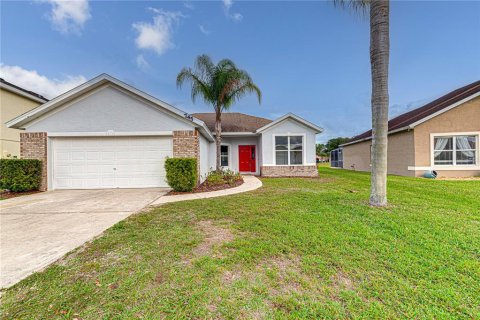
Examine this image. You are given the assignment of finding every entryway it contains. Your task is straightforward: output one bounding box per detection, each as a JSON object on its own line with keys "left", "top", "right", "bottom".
{"left": 239, "top": 145, "right": 256, "bottom": 172}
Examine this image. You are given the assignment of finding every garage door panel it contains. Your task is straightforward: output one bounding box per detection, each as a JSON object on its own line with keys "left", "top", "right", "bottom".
{"left": 53, "top": 136, "right": 172, "bottom": 189}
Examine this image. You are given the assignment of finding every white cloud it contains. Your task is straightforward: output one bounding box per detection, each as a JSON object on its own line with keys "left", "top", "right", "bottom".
{"left": 223, "top": 0, "right": 243, "bottom": 22}
{"left": 132, "top": 8, "right": 185, "bottom": 56}
{"left": 39, "top": 0, "right": 91, "bottom": 35}
{"left": 136, "top": 54, "right": 150, "bottom": 70}
{"left": 183, "top": 1, "right": 194, "bottom": 10}
{"left": 199, "top": 25, "right": 210, "bottom": 35}
{"left": 0, "top": 64, "right": 86, "bottom": 99}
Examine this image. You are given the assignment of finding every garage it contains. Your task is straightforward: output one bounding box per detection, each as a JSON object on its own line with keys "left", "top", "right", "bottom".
{"left": 6, "top": 75, "right": 214, "bottom": 191}
{"left": 52, "top": 136, "right": 172, "bottom": 189}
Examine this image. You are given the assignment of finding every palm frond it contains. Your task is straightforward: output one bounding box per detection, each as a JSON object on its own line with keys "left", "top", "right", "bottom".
{"left": 333, "top": 0, "right": 369, "bottom": 14}
{"left": 176, "top": 68, "right": 213, "bottom": 104}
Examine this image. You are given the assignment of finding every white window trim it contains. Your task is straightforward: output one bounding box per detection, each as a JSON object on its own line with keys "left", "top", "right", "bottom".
{"left": 220, "top": 143, "right": 231, "bottom": 168}
{"left": 272, "top": 133, "right": 306, "bottom": 166}
{"left": 429, "top": 132, "right": 480, "bottom": 170}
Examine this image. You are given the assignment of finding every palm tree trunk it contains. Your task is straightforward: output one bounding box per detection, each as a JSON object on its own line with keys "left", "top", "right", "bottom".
{"left": 369, "top": 0, "right": 389, "bottom": 206}
{"left": 215, "top": 110, "right": 222, "bottom": 172}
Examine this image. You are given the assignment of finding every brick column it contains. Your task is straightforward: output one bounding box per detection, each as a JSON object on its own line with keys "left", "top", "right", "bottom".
{"left": 173, "top": 130, "right": 200, "bottom": 182}
{"left": 20, "top": 132, "right": 48, "bottom": 191}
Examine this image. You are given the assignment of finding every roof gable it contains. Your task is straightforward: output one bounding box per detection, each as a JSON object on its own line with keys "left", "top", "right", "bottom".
{"left": 344, "top": 80, "right": 480, "bottom": 146}
{"left": 256, "top": 113, "right": 323, "bottom": 134}
{"left": 26, "top": 85, "right": 195, "bottom": 133}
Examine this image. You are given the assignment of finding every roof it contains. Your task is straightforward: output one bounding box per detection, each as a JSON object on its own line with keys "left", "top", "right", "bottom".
{"left": 343, "top": 80, "right": 480, "bottom": 146}
{"left": 255, "top": 113, "right": 323, "bottom": 134}
{"left": 6, "top": 73, "right": 214, "bottom": 142}
{"left": 0, "top": 78, "right": 49, "bottom": 103}
{"left": 192, "top": 112, "right": 272, "bottom": 133}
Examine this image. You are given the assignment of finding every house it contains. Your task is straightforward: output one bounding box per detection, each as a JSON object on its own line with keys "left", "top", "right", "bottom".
{"left": 340, "top": 80, "right": 480, "bottom": 178}
{"left": 0, "top": 78, "right": 48, "bottom": 158}
{"left": 6, "top": 74, "right": 323, "bottom": 191}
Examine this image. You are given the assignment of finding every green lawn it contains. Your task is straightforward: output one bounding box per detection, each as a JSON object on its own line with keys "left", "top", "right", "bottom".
{"left": 2, "top": 167, "right": 479, "bottom": 319}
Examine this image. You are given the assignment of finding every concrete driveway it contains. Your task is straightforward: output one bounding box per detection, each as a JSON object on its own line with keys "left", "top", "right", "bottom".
{"left": 0, "top": 188, "right": 167, "bottom": 289}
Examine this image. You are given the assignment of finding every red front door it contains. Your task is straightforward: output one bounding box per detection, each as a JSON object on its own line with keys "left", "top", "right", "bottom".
{"left": 239, "top": 145, "right": 256, "bottom": 172}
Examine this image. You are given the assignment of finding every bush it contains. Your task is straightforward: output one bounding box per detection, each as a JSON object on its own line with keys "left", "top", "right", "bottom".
{"left": 0, "top": 159, "right": 42, "bottom": 192}
{"left": 222, "top": 169, "right": 242, "bottom": 185}
{"left": 204, "top": 169, "right": 243, "bottom": 187}
{"left": 204, "top": 171, "right": 225, "bottom": 187}
{"left": 165, "top": 158, "right": 197, "bottom": 192}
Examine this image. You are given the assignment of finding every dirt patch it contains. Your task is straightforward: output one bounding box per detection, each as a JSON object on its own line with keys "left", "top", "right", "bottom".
{"left": 168, "top": 180, "right": 243, "bottom": 196}
{"left": 221, "top": 269, "right": 242, "bottom": 285}
{"left": 331, "top": 271, "right": 354, "bottom": 291}
{"left": 221, "top": 255, "right": 304, "bottom": 294}
{"left": 264, "top": 255, "right": 304, "bottom": 295}
{"left": 0, "top": 190, "right": 42, "bottom": 200}
{"left": 184, "top": 220, "right": 234, "bottom": 264}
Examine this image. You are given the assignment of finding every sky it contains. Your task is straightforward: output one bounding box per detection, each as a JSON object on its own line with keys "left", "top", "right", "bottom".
{"left": 1, "top": 0, "right": 479, "bottom": 143}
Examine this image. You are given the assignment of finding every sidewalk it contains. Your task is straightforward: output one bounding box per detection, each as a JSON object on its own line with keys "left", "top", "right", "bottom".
{"left": 151, "top": 175, "right": 262, "bottom": 205}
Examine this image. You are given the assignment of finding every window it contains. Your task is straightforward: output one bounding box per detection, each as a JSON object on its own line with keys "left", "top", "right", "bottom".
{"left": 221, "top": 145, "right": 229, "bottom": 167}
{"left": 275, "top": 135, "right": 303, "bottom": 165}
{"left": 434, "top": 135, "right": 477, "bottom": 166}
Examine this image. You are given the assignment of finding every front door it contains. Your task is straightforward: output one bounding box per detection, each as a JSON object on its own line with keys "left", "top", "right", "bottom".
{"left": 239, "top": 145, "right": 256, "bottom": 172}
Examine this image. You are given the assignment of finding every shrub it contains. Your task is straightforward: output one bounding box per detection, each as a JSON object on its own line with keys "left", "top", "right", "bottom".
{"left": 222, "top": 169, "right": 242, "bottom": 185}
{"left": 0, "top": 159, "right": 42, "bottom": 192}
{"left": 204, "top": 171, "right": 225, "bottom": 187}
{"left": 204, "top": 169, "right": 243, "bottom": 187}
{"left": 165, "top": 158, "right": 197, "bottom": 192}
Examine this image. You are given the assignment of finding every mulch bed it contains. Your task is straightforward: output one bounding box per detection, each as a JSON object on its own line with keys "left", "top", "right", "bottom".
{"left": 167, "top": 179, "right": 244, "bottom": 195}
{"left": 0, "top": 190, "right": 42, "bottom": 200}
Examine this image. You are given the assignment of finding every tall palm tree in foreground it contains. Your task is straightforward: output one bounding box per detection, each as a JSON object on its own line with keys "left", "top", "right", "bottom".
{"left": 177, "top": 54, "right": 261, "bottom": 172}
{"left": 335, "top": 0, "right": 390, "bottom": 206}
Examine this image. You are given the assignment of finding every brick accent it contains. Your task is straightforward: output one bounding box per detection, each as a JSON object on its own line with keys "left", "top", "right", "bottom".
{"left": 173, "top": 130, "right": 200, "bottom": 182}
{"left": 261, "top": 165, "right": 318, "bottom": 177}
{"left": 20, "top": 132, "right": 48, "bottom": 191}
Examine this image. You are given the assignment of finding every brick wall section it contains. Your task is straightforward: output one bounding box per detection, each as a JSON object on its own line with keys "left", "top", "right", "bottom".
{"left": 173, "top": 130, "right": 200, "bottom": 182}
{"left": 20, "top": 132, "right": 48, "bottom": 191}
{"left": 261, "top": 165, "right": 318, "bottom": 177}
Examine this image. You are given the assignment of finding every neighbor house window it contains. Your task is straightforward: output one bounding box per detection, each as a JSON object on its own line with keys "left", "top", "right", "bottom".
{"left": 275, "top": 135, "right": 303, "bottom": 165}
{"left": 434, "top": 135, "right": 477, "bottom": 166}
{"left": 221, "top": 145, "right": 229, "bottom": 167}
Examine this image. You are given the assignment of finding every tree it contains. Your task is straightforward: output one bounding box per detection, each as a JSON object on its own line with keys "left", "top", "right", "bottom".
{"left": 177, "top": 55, "right": 261, "bottom": 172}
{"left": 316, "top": 143, "right": 327, "bottom": 156}
{"left": 325, "top": 137, "right": 350, "bottom": 153}
{"left": 334, "top": 0, "right": 390, "bottom": 206}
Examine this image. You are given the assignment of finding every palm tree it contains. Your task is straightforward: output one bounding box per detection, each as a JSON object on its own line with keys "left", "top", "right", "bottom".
{"left": 335, "top": 0, "right": 390, "bottom": 206}
{"left": 177, "top": 54, "right": 262, "bottom": 172}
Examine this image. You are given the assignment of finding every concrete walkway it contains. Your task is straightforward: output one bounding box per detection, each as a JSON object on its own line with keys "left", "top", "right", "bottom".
{"left": 0, "top": 188, "right": 167, "bottom": 289}
{"left": 151, "top": 175, "right": 262, "bottom": 205}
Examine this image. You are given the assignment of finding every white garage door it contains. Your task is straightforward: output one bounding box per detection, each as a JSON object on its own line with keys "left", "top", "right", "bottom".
{"left": 52, "top": 136, "right": 172, "bottom": 189}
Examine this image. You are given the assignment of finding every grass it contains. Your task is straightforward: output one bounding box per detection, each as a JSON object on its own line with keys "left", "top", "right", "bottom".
{"left": 1, "top": 167, "right": 479, "bottom": 319}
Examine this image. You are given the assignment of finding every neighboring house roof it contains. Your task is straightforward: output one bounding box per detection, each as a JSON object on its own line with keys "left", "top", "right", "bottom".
{"left": 342, "top": 80, "right": 480, "bottom": 146}
{"left": 256, "top": 113, "right": 324, "bottom": 134}
{"left": 6, "top": 73, "right": 214, "bottom": 142}
{"left": 0, "top": 78, "right": 49, "bottom": 103}
{"left": 192, "top": 112, "right": 272, "bottom": 133}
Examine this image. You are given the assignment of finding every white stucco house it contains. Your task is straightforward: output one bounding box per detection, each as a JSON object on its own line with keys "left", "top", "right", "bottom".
{"left": 6, "top": 74, "right": 323, "bottom": 191}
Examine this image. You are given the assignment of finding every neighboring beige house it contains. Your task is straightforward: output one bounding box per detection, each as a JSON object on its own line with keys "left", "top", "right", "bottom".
{"left": 341, "top": 80, "right": 480, "bottom": 178}
{"left": 1, "top": 78, "right": 48, "bottom": 158}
